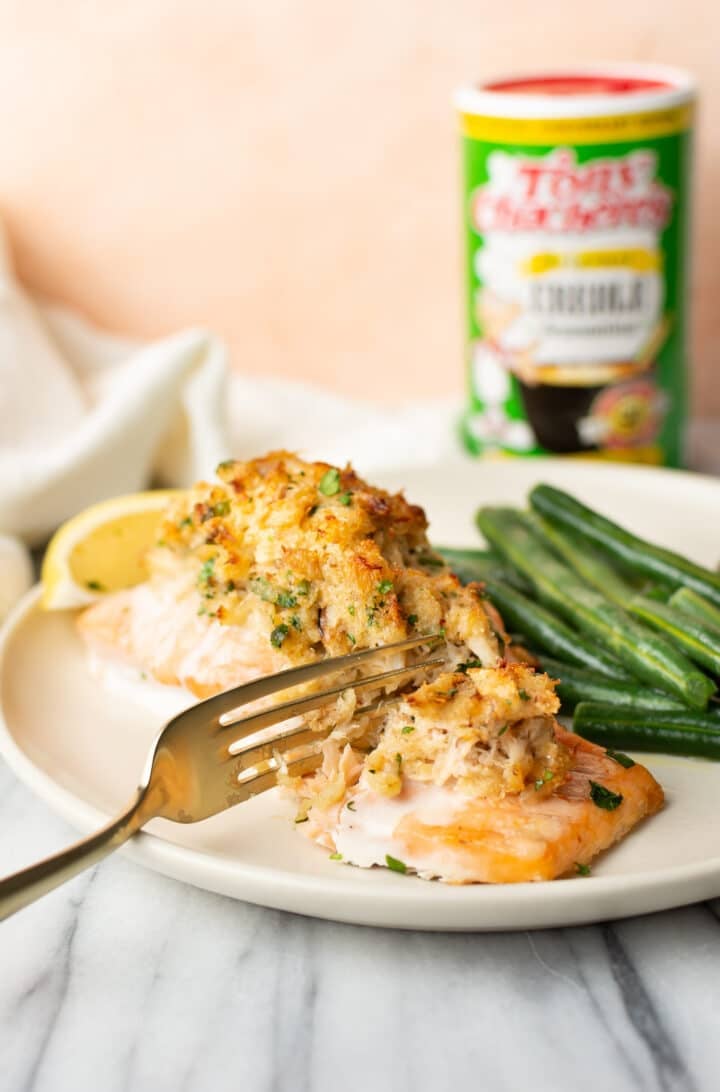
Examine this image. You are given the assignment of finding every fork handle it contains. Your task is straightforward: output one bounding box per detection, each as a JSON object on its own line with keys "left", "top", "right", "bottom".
{"left": 0, "top": 786, "right": 156, "bottom": 921}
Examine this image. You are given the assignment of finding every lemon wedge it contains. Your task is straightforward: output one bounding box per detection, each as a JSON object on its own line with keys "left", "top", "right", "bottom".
{"left": 41, "top": 490, "right": 184, "bottom": 609}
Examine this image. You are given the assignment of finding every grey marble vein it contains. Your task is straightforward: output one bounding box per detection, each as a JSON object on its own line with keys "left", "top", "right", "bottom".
{"left": 2, "top": 754, "right": 720, "bottom": 1092}
{"left": 602, "top": 925, "right": 694, "bottom": 1092}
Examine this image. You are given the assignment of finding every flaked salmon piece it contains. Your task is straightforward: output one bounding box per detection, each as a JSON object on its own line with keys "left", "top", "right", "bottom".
{"left": 302, "top": 728, "right": 663, "bottom": 883}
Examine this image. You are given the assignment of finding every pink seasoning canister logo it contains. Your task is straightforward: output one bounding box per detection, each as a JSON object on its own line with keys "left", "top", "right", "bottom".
{"left": 470, "top": 147, "right": 673, "bottom": 235}
{"left": 467, "top": 147, "right": 675, "bottom": 390}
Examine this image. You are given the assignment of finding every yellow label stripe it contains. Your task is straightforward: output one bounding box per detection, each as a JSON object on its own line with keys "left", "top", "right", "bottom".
{"left": 522, "top": 248, "right": 662, "bottom": 275}
{"left": 577, "top": 248, "right": 662, "bottom": 272}
{"left": 460, "top": 103, "right": 693, "bottom": 145}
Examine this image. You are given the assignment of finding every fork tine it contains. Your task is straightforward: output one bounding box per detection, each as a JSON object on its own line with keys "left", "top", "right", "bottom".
{"left": 232, "top": 725, "right": 326, "bottom": 768}
{"left": 235, "top": 749, "right": 323, "bottom": 800}
{"left": 179, "top": 632, "right": 443, "bottom": 727}
{"left": 220, "top": 656, "right": 445, "bottom": 743}
{"left": 227, "top": 694, "right": 386, "bottom": 770}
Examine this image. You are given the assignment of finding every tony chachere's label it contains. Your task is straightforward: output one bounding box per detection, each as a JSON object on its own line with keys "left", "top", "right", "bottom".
{"left": 458, "top": 75, "right": 694, "bottom": 465}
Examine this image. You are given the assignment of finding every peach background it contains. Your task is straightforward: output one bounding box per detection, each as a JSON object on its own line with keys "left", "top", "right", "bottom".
{"left": 0, "top": 1, "right": 718, "bottom": 410}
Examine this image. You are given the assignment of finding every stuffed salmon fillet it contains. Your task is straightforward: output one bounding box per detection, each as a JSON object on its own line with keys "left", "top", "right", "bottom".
{"left": 77, "top": 451, "right": 663, "bottom": 882}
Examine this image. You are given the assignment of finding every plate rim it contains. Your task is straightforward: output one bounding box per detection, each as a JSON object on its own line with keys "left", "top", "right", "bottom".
{"left": 3, "top": 457, "right": 720, "bottom": 929}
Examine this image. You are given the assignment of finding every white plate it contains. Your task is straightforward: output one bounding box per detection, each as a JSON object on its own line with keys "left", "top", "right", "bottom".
{"left": 2, "top": 457, "right": 720, "bottom": 930}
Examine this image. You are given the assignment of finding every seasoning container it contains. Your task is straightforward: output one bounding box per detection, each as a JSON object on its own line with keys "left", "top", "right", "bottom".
{"left": 456, "top": 66, "right": 695, "bottom": 465}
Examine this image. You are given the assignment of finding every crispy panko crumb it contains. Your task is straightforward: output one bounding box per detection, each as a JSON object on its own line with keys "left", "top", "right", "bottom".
{"left": 359, "top": 662, "right": 567, "bottom": 802}
{"left": 152, "top": 451, "right": 503, "bottom": 666}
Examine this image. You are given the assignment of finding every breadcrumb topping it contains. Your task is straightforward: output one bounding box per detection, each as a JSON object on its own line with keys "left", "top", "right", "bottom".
{"left": 153, "top": 450, "right": 502, "bottom": 667}
{"left": 147, "top": 452, "right": 567, "bottom": 804}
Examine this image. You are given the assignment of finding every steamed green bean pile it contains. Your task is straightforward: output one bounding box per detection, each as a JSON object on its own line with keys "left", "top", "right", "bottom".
{"left": 438, "top": 484, "right": 720, "bottom": 760}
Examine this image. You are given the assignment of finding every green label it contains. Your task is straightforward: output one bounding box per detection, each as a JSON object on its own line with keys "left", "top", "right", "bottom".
{"left": 459, "top": 115, "right": 692, "bottom": 465}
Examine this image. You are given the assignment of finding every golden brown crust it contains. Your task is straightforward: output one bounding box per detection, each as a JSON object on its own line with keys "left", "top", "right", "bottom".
{"left": 152, "top": 450, "right": 503, "bottom": 666}
{"left": 344, "top": 662, "right": 568, "bottom": 801}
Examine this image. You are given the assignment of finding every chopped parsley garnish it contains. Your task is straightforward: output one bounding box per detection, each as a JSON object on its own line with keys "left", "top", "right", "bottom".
{"left": 377, "top": 579, "right": 393, "bottom": 595}
{"left": 198, "top": 558, "right": 216, "bottom": 589}
{"left": 276, "top": 591, "right": 298, "bottom": 608}
{"left": 251, "top": 578, "right": 302, "bottom": 609}
{"left": 85, "top": 579, "right": 106, "bottom": 592}
{"left": 348, "top": 604, "right": 355, "bottom": 616}
{"left": 401, "top": 725, "right": 415, "bottom": 735}
{"left": 250, "top": 577, "right": 277, "bottom": 603}
{"left": 290, "top": 615, "right": 302, "bottom": 631}
{"left": 318, "top": 468, "right": 341, "bottom": 496}
{"left": 338, "top": 491, "right": 353, "bottom": 506}
{"left": 329, "top": 852, "right": 343, "bottom": 861}
{"left": 270, "top": 624, "right": 290, "bottom": 648}
{"left": 216, "top": 459, "right": 236, "bottom": 472}
{"left": 518, "top": 688, "right": 530, "bottom": 701}
{"left": 385, "top": 854, "right": 407, "bottom": 874}
{"left": 534, "top": 769, "right": 554, "bottom": 791}
{"left": 346, "top": 633, "right": 356, "bottom": 645}
{"left": 589, "top": 780, "right": 624, "bottom": 811}
{"left": 211, "top": 500, "right": 230, "bottom": 517}
{"left": 395, "top": 753, "right": 403, "bottom": 770}
{"left": 178, "top": 516, "right": 194, "bottom": 529}
{"left": 497, "top": 724, "right": 509, "bottom": 737}
{"left": 407, "top": 614, "right": 418, "bottom": 627}
{"left": 347, "top": 800, "right": 356, "bottom": 811}
{"left": 457, "top": 659, "right": 483, "bottom": 673}
{"left": 576, "top": 862, "right": 592, "bottom": 877}
{"left": 297, "top": 579, "right": 311, "bottom": 596}
{"left": 606, "top": 749, "right": 635, "bottom": 769}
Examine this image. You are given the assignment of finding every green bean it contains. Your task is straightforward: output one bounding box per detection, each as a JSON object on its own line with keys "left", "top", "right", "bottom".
{"left": 476, "top": 506, "right": 716, "bottom": 709}
{"left": 629, "top": 595, "right": 720, "bottom": 675}
{"left": 482, "top": 579, "right": 631, "bottom": 680}
{"left": 529, "top": 514, "right": 635, "bottom": 605}
{"left": 573, "top": 702, "right": 720, "bottom": 760}
{"left": 668, "top": 587, "right": 720, "bottom": 632}
{"left": 536, "top": 655, "right": 686, "bottom": 712}
{"left": 436, "top": 547, "right": 532, "bottom": 594}
{"left": 530, "top": 483, "right": 720, "bottom": 608}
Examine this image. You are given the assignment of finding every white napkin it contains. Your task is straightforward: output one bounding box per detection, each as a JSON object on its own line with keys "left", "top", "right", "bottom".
{"left": 0, "top": 223, "right": 232, "bottom": 618}
{"left": 0, "top": 222, "right": 463, "bottom": 622}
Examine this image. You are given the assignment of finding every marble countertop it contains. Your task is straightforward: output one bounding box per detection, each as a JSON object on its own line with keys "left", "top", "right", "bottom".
{"left": 2, "top": 423, "right": 720, "bottom": 1092}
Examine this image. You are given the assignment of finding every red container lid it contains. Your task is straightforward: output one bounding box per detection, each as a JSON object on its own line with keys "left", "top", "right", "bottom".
{"left": 455, "top": 65, "right": 695, "bottom": 119}
{"left": 485, "top": 73, "right": 672, "bottom": 96}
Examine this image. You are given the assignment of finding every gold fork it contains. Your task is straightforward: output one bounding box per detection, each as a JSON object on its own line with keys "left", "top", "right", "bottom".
{"left": 0, "top": 634, "right": 444, "bottom": 920}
